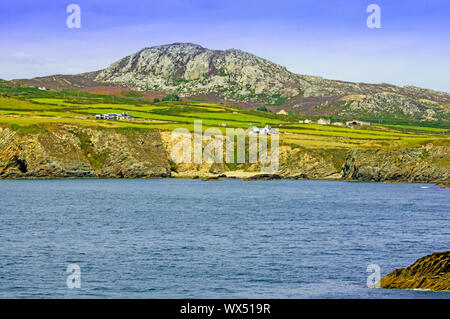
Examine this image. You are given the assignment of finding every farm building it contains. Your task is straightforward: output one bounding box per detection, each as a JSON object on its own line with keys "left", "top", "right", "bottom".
{"left": 249, "top": 125, "right": 279, "bottom": 135}
{"left": 277, "top": 109, "right": 288, "bottom": 115}
{"left": 346, "top": 120, "right": 371, "bottom": 126}
{"left": 95, "top": 112, "right": 134, "bottom": 120}
{"left": 317, "top": 118, "right": 331, "bottom": 125}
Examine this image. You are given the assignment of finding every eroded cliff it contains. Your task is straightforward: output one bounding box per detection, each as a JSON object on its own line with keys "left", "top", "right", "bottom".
{"left": 0, "top": 125, "right": 170, "bottom": 178}
{"left": 0, "top": 125, "right": 448, "bottom": 183}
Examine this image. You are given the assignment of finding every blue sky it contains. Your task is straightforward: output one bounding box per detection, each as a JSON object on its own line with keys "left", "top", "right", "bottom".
{"left": 0, "top": 0, "right": 449, "bottom": 92}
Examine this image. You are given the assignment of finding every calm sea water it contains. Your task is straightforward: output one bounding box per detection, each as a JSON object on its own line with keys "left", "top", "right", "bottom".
{"left": 0, "top": 179, "right": 448, "bottom": 299}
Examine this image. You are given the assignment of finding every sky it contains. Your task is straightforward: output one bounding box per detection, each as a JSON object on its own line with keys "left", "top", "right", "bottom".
{"left": 0, "top": 0, "right": 449, "bottom": 92}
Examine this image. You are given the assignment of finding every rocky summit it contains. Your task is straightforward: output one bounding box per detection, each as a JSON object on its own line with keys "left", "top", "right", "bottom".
{"left": 17, "top": 43, "right": 450, "bottom": 120}
{"left": 379, "top": 251, "right": 450, "bottom": 291}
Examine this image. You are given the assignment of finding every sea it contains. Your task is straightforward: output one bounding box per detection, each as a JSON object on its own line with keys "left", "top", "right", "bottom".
{"left": 0, "top": 179, "right": 448, "bottom": 298}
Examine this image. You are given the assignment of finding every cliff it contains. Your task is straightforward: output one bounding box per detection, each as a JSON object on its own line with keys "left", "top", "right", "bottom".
{"left": 342, "top": 146, "right": 449, "bottom": 182}
{"left": 0, "top": 125, "right": 170, "bottom": 178}
{"left": 0, "top": 125, "right": 448, "bottom": 183}
{"left": 379, "top": 251, "right": 450, "bottom": 291}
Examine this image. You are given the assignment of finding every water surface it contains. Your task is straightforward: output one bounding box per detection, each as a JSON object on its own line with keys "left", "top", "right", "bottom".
{"left": 0, "top": 179, "right": 448, "bottom": 298}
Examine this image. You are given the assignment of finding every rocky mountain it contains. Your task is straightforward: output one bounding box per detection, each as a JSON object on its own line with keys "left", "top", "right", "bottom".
{"left": 16, "top": 43, "right": 450, "bottom": 120}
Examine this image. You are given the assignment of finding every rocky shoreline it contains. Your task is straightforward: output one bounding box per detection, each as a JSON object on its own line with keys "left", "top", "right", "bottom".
{"left": 0, "top": 125, "right": 449, "bottom": 183}
{"left": 379, "top": 251, "right": 450, "bottom": 291}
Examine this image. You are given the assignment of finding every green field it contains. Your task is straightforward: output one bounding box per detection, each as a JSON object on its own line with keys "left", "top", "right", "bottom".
{"left": 0, "top": 88, "right": 448, "bottom": 149}
{"left": 382, "top": 124, "right": 450, "bottom": 133}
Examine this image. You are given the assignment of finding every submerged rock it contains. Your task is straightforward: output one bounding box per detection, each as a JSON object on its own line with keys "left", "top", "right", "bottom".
{"left": 379, "top": 251, "right": 450, "bottom": 291}
{"left": 243, "top": 174, "right": 282, "bottom": 181}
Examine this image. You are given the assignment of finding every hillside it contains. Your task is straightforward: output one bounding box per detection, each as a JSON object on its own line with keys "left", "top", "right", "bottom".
{"left": 0, "top": 81, "right": 448, "bottom": 181}
{"left": 15, "top": 43, "right": 450, "bottom": 122}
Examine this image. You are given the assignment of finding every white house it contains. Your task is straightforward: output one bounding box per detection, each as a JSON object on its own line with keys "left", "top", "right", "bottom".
{"left": 317, "top": 118, "right": 331, "bottom": 125}
{"left": 94, "top": 112, "right": 134, "bottom": 120}
{"left": 249, "top": 125, "right": 279, "bottom": 135}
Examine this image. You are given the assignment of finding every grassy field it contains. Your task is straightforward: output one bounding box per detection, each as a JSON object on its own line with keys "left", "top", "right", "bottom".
{"left": 178, "top": 112, "right": 283, "bottom": 124}
{"left": 381, "top": 124, "right": 450, "bottom": 133}
{"left": 0, "top": 91, "right": 448, "bottom": 149}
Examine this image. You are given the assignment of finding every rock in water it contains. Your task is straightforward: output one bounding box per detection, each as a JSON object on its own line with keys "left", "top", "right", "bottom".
{"left": 379, "top": 251, "right": 450, "bottom": 291}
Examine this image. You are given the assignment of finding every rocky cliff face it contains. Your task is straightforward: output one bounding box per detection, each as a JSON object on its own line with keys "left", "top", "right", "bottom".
{"left": 278, "top": 146, "right": 448, "bottom": 182}
{"left": 342, "top": 146, "right": 449, "bottom": 182}
{"left": 1, "top": 125, "right": 448, "bottom": 183}
{"left": 160, "top": 131, "right": 449, "bottom": 183}
{"left": 0, "top": 126, "right": 170, "bottom": 178}
{"left": 17, "top": 43, "right": 450, "bottom": 119}
{"left": 380, "top": 251, "right": 450, "bottom": 291}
